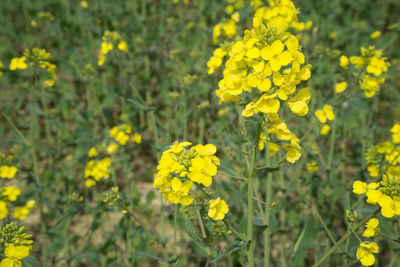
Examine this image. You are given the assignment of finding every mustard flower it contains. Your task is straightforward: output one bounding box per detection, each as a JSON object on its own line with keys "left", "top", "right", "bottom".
{"left": 88, "top": 147, "right": 98, "bottom": 158}
{"left": 0, "top": 165, "right": 18, "bottom": 179}
{"left": 367, "top": 165, "right": 379, "bottom": 177}
{"left": 320, "top": 124, "right": 331, "bottom": 135}
{"left": 0, "top": 244, "right": 30, "bottom": 267}
{"left": 356, "top": 242, "right": 379, "bottom": 266}
{"left": 80, "top": 1, "right": 88, "bottom": 8}
{"left": 106, "top": 143, "right": 119, "bottom": 154}
{"left": 2, "top": 187, "right": 21, "bottom": 202}
{"left": 363, "top": 218, "right": 379, "bottom": 238}
{"left": 306, "top": 161, "right": 318, "bottom": 173}
{"left": 165, "top": 178, "right": 193, "bottom": 205}
{"left": 0, "top": 201, "right": 8, "bottom": 219}
{"left": 131, "top": 133, "right": 142, "bottom": 144}
{"left": 340, "top": 55, "right": 349, "bottom": 69}
{"left": 9, "top": 57, "right": 28, "bottom": 71}
{"left": 335, "top": 81, "right": 347, "bottom": 93}
{"left": 208, "top": 197, "right": 229, "bottom": 220}
{"left": 391, "top": 124, "right": 400, "bottom": 144}
{"left": 370, "top": 31, "right": 381, "bottom": 40}
{"left": 315, "top": 105, "right": 335, "bottom": 123}
{"left": 153, "top": 142, "right": 221, "bottom": 207}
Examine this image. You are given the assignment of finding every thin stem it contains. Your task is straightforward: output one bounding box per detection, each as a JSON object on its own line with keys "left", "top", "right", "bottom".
{"left": 312, "top": 202, "right": 337, "bottom": 245}
{"left": 312, "top": 208, "right": 380, "bottom": 267}
{"left": 1, "top": 112, "right": 31, "bottom": 146}
{"left": 247, "top": 118, "right": 263, "bottom": 267}
{"left": 264, "top": 131, "right": 273, "bottom": 267}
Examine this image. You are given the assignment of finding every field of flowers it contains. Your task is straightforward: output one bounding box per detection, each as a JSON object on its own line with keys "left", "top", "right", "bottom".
{"left": 1, "top": 0, "right": 400, "bottom": 266}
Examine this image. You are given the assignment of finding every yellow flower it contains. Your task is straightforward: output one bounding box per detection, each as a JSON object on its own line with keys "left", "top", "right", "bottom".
{"left": 391, "top": 124, "right": 400, "bottom": 144}
{"left": 282, "top": 143, "right": 301, "bottom": 164}
{"left": 0, "top": 165, "right": 18, "bottom": 179}
{"left": 0, "top": 201, "right": 8, "bottom": 219}
{"left": 366, "top": 56, "right": 388, "bottom": 76}
{"left": 131, "top": 133, "right": 142, "bottom": 144}
{"left": 80, "top": 1, "right": 88, "bottom": 8}
{"left": 329, "top": 32, "right": 337, "bottom": 39}
{"left": 350, "top": 56, "right": 365, "bottom": 69}
{"left": 106, "top": 143, "right": 119, "bottom": 154}
{"left": 165, "top": 178, "right": 193, "bottom": 205}
{"left": 370, "top": 31, "right": 381, "bottom": 40}
{"left": 378, "top": 195, "right": 400, "bottom": 218}
{"left": 85, "top": 179, "right": 96, "bottom": 188}
{"left": 208, "top": 197, "right": 229, "bottom": 220}
{"left": 335, "top": 81, "right": 347, "bottom": 93}
{"left": 117, "top": 41, "right": 128, "bottom": 52}
{"left": 100, "top": 42, "right": 113, "bottom": 55}
{"left": 88, "top": 147, "right": 98, "bottom": 158}
{"left": 367, "top": 165, "right": 379, "bottom": 177}
{"left": 0, "top": 244, "right": 30, "bottom": 267}
{"left": 2, "top": 187, "right": 21, "bottom": 202}
{"left": 188, "top": 156, "right": 217, "bottom": 187}
{"left": 13, "top": 206, "right": 30, "bottom": 220}
{"left": 356, "top": 242, "right": 379, "bottom": 266}
{"left": 169, "top": 141, "right": 192, "bottom": 153}
{"left": 340, "top": 55, "right": 349, "bottom": 69}
{"left": 9, "top": 57, "right": 28, "bottom": 71}
{"left": 261, "top": 40, "right": 292, "bottom": 72}
{"left": 320, "top": 124, "right": 331, "bottom": 135}
{"left": 363, "top": 218, "right": 379, "bottom": 238}
{"left": 353, "top": 180, "right": 367, "bottom": 194}
{"left": 306, "top": 161, "right": 318, "bottom": 173}
{"left": 315, "top": 105, "right": 335, "bottom": 123}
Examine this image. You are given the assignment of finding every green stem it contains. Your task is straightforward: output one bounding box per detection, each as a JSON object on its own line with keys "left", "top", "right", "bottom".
{"left": 312, "top": 202, "right": 336, "bottom": 245}
{"left": 174, "top": 205, "right": 178, "bottom": 259}
{"left": 247, "top": 118, "right": 263, "bottom": 267}
{"left": 264, "top": 130, "right": 273, "bottom": 267}
{"left": 312, "top": 208, "right": 380, "bottom": 267}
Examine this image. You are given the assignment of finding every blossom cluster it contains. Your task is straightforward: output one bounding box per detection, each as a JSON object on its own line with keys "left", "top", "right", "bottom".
{"left": 9, "top": 48, "right": 57, "bottom": 87}
{"left": 339, "top": 46, "right": 390, "bottom": 97}
{"left": 253, "top": 0, "right": 312, "bottom": 33}
{"left": 212, "top": 20, "right": 311, "bottom": 163}
{"left": 98, "top": 31, "right": 128, "bottom": 66}
{"left": 352, "top": 124, "right": 400, "bottom": 266}
{"left": 0, "top": 157, "right": 36, "bottom": 220}
{"left": 153, "top": 142, "right": 229, "bottom": 220}
{"left": 84, "top": 124, "right": 142, "bottom": 187}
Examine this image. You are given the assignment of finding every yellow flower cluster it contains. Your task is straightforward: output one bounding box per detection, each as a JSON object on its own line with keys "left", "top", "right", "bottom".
{"left": 339, "top": 46, "right": 390, "bottom": 97}
{"left": 0, "top": 169, "right": 35, "bottom": 220}
{"left": 0, "top": 165, "right": 18, "bottom": 179}
{"left": 315, "top": 105, "right": 335, "bottom": 135}
{"left": 9, "top": 48, "right": 57, "bottom": 87}
{"left": 84, "top": 157, "right": 111, "bottom": 188}
{"left": 212, "top": 12, "right": 240, "bottom": 45}
{"left": 253, "top": 0, "right": 312, "bottom": 34}
{"left": 13, "top": 200, "right": 36, "bottom": 220}
{"left": 210, "top": 18, "right": 311, "bottom": 163}
{"left": 84, "top": 124, "right": 142, "bottom": 187}
{"left": 98, "top": 31, "right": 128, "bottom": 66}
{"left": 351, "top": 124, "right": 400, "bottom": 265}
{"left": 153, "top": 142, "right": 229, "bottom": 220}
